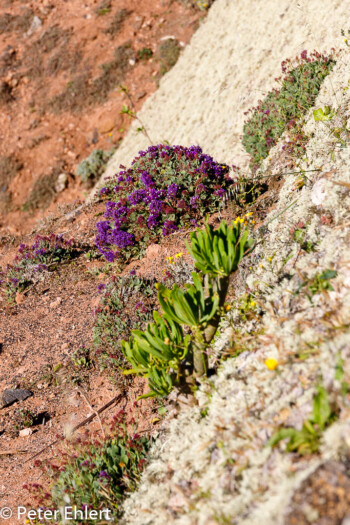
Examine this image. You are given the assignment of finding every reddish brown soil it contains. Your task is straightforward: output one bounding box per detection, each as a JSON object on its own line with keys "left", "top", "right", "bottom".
{"left": 0, "top": 0, "right": 202, "bottom": 236}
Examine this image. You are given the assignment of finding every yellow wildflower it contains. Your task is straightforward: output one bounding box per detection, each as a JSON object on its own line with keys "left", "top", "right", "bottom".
{"left": 224, "top": 304, "right": 231, "bottom": 311}
{"left": 268, "top": 257, "right": 272, "bottom": 262}
{"left": 119, "top": 462, "right": 126, "bottom": 468}
{"left": 245, "top": 212, "right": 253, "bottom": 217}
{"left": 265, "top": 358, "right": 278, "bottom": 370}
{"left": 164, "top": 337, "right": 170, "bottom": 345}
{"left": 250, "top": 300, "right": 256, "bottom": 307}
{"left": 259, "top": 264, "right": 264, "bottom": 268}
{"left": 251, "top": 220, "right": 256, "bottom": 224}
{"left": 175, "top": 252, "right": 183, "bottom": 258}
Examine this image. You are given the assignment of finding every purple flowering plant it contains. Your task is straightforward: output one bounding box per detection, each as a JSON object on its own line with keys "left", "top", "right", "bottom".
{"left": 26, "top": 410, "right": 149, "bottom": 522}
{"left": 0, "top": 234, "right": 79, "bottom": 302}
{"left": 242, "top": 50, "right": 336, "bottom": 168}
{"left": 95, "top": 144, "right": 232, "bottom": 262}
{"left": 93, "top": 274, "right": 157, "bottom": 378}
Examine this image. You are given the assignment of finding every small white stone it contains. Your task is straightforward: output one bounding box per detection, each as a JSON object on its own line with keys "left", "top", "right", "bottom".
{"left": 19, "top": 428, "right": 33, "bottom": 437}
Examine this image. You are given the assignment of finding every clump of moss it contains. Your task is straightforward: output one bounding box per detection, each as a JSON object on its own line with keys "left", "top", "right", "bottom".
{"left": 137, "top": 47, "right": 153, "bottom": 61}
{"left": 76, "top": 149, "right": 114, "bottom": 187}
{"left": 158, "top": 39, "right": 181, "bottom": 76}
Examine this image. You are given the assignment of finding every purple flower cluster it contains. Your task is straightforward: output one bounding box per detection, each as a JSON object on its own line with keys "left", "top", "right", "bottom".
{"left": 96, "top": 144, "right": 233, "bottom": 262}
{"left": 1, "top": 233, "right": 77, "bottom": 302}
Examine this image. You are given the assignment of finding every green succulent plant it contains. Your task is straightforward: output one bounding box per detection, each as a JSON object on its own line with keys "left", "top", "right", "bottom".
{"left": 187, "top": 220, "right": 254, "bottom": 277}
{"left": 121, "top": 219, "right": 253, "bottom": 397}
{"left": 121, "top": 311, "right": 191, "bottom": 398}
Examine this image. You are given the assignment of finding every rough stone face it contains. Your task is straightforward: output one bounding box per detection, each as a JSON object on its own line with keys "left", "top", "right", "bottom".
{"left": 284, "top": 461, "right": 350, "bottom": 525}
{"left": 1, "top": 389, "right": 33, "bottom": 408}
{"left": 92, "top": 0, "right": 350, "bottom": 199}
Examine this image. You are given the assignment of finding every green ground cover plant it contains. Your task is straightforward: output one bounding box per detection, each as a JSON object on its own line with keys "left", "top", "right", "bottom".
{"left": 26, "top": 411, "right": 149, "bottom": 523}
{"left": 76, "top": 149, "right": 114, "bottom": 187}
{"left": 268, "top": 386, "right": 337, "bottom": 455}
{"left": 157, "top": 39, "right": 181, "bottom": 76}
{"left": 137, "top": 47, "right": 153, "bottom": 61}
{"left": 294, "top": 268, "right": 337, "bottom": 302}
{"left": 121, "top": 219, "right": 253, "bottom": 398}
{"left": 93, "top": 274, "right": 158, "bottom": 375}
{"left": 242, "top": 50, "right": 335, "bottom": 168}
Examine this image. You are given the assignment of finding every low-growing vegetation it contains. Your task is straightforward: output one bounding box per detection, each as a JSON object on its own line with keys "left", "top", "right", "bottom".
{"left": 0, "top": 234, "right": 80, "bottom": 303}
{"left": 93, "top": 274, "right": 158, "bottom": 376}
{"left": 96, "top": 144, "right": 232, "bottom": 262}
{"left": 157, "top": 39, "right": 181, "bottom": 76}
{"left": 268, "top": 386, "right": 337, "bottom": 455}
{"left": 49, "top": 44, "right": 133, "bottom": 113}
{"left": 242, "top": 50, "right": 336, "bottom": 167}
{"left": 121, "top": 219, "right": 253, "bottom": 397}
{"left": 26, "top": 411, "right": 149, "bottom": 524}
{"left": 76, "top": 149, "right": 114, "bottom": 187}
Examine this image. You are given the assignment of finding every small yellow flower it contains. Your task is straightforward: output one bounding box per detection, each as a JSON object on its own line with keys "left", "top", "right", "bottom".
{"left": 164, "top": 337, "right": 170, "bottom": 345}
{"left": 119, "top": 462, "right": 126, "bottom": 468}
{"left": 249, "top": 266, "right": 252, "bottom": 270}
{"left": 224, "top": 304, "right": 231, "bottom": 311}
{"left": 245, "top": 212, "right": 253, "bottom": 217}
{"left": 259, "top": 264, "right": 264, "bottom": 268}
{"left": 250, "top": 300, "right": 256, "bottom": 307}
{"left": 268, "top": 257, "right": 272, "bottom": 262}
{"left": 155, "top": 283, "right": 160, "bottom": 290}
{"left": 175, "top": 252, "right": 183, "bottom": 258}
{"left": 265, "top": 358, "right": 278, "bottom": 370}
{"left": 251, "top": 220, "right": 256, "bottom": 224}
